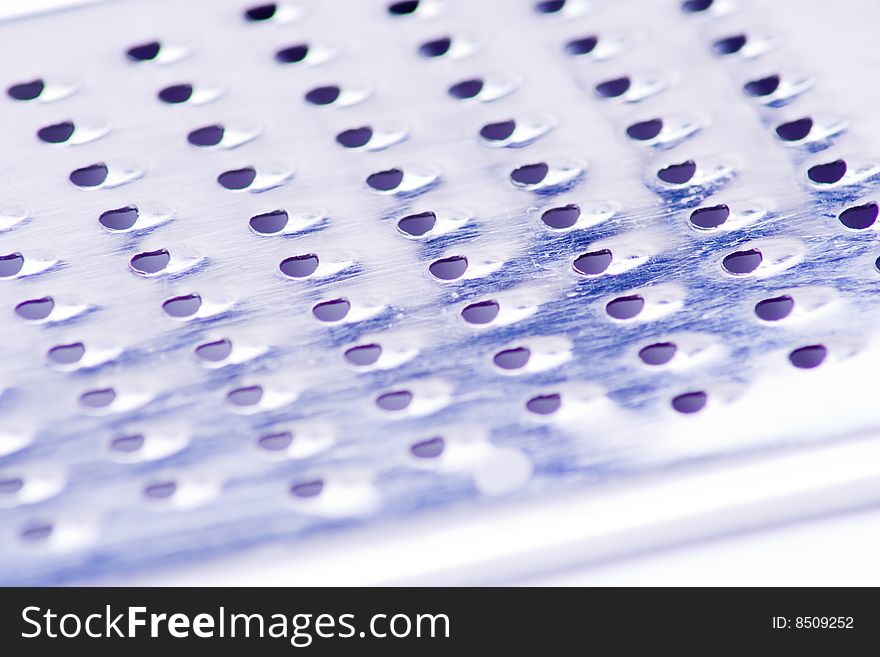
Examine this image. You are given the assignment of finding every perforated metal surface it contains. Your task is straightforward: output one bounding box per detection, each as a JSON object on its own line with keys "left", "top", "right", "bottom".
{"left": 2, "top": 0, "right": 880, "bottom": 584}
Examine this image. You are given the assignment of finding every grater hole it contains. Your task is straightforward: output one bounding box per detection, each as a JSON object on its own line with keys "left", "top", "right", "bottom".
{"left": 480, "top": 120, "right": 516, "bottom": 141}
{"left": 419, "top": 37, "right": 452, "bottom": 58}
{"left": 188, "top": 125, "right": 224, "bottom": 147}
{"left": 144, "top": 481, "right": 176, "bottom": 499}
{"left": 111, "top": 434, "right": 145, "bottom": 453}
{"left": 290, "top": 479, "right": 324, "bottom": 498}
{"left": 80, "top": 388, "right": 116, "bottom": 408}
{"left": 722, "top": 249, "right": 762, "bottom": 275}
{"left": 682, "top": 0, "right": 713, "bottom": 13}
{"left": 280, "top": 254, "right": 319, "bottom": 278}
{"left": 494, "top": 347, "right": 530, "bottom": 370}
{"left": 626, "top": 119, "right": 663, "bottom": 141}
{"left": 21, "top": 523, "right": 53, "bottom": 542}
{"left": 126, "top": 41, "right": 161, "bottom": 62}
{"left": 573, "top": 249, "right": 612, "bottom": 276}
{"left": 657, "top": 160, "right": 696, "bottom": 185}
{"left": 839, "top": 203, "right": 878, "bottom": 230}
{"left": 743, "top": 75, "right": 780, "bottom": 97}
{"left": 448, "top": 79, "right": 483, "bottom": 99}
{"left": 0, "top": 477, "right": 24, "bottom": 494}
{"left": 429, "top": 256, "right": 468, "bottom": 281}
{"left": 336, "top": 126, "right": 373, "bottom": 148}
{"left": 461, "top": 300, "right": 499, "bottom": 325}
{"left": 344, "top": 344, "right": 382, "bottom": 366}
{"left": 376, "top": 390, "right": 413, "bottom": 411}
{"left": 411, "top": 436, "right": 444, "bottom": 458}
{"left": 99, "top": 206, "right": 138, "bottom": 231}
{"left": 510, "top": 162, "right": 548, "bottom": 186}
{"left": 388, "top": 1, "right": 419, "bottom": 15}
{"left": 526, "top": 393, "right": 561, "bottom": 415}
{"left": 228, "top": 385, "right": 264, "bottom": 406}
{"left": 15, "top": 297, "right": 54, "bottom": 321}
{"left": 258, "top": 431, "right": 293, "bottom": 451}
{"left": 37, "top": 121, "right": 75, "bottom": 144}
{"left": 789, "top": 344, "right": 827, "bottom": 369}
{"left": 671, "top": 391, "right": 707, "bottom": 414}
{"left": 48, "top": 342, "right": 85, "bottom": 365}
{"left": 690, "top": 204, "right": 729, "bottom": 229}
{"left": 218, "top": 167, "right": 256, "bottom": 190}
{"left": 565, "top": 36, "right": 598, "bottom": 56}
{"left": 755, "top": 295, "right": 794, "bottom": 321}
{"left": 398, "top": 211, "right": 436, "bottom": 236}
{"left": 606, "top": 295, "right": 644, "bottom": 320}
{"left": 595, "top": 77, "right": 630, "bottom": 98}
{"left": 312, "top": 298, "right": 350, "bottom": 322}
{"left": 195, "top": 339, "right": 232, "bottom": 362}
{"left": 535, "top": 0, "right": 566, "bottom": 12}
{"left": 712, "top": 35, "right": 746, "bottom": 55}
{"left": 70, "top": 163, "right": 108, "bottom": 188}
{"left": 276, "top": 44, "right": 309, "bottom": 64}
{"left": 250, "top": 209, "right": 289, "bottom": 234}
{"left": 158, "top": 84, "right": 193, "bottom": 104}
{"left": 7, "top": 79, "right": 45, "bottom": 101}
{"left": 775, "top": 118, "right": 812, "bottom": 142}
{"left": 162, "top": 294, "right": 202, "bottom": 318}
{"left": 130, "top": 249, "right": 170, "bottom": 275}
{"left": 808, "top": 160, "right": 846, "bottom": 185}
{"left": 244, "top": 3, "right": 277, "bottom": 21}
{"left": 0, "top": 252, "right": 24, "bottom": 278}
{"left": 366, "top": 168, "right": 404, "bottom": 191}
{"left": 305, "top": 85, "right": 341, "bottom": 105}
{"left": 638, "top": 342, "right": 677, "bottom": 366}
{"left": 542, "top": 204, "right": 580, "bottom": 229}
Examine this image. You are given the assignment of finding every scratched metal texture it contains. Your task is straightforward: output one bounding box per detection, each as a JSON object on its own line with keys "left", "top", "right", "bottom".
{"left": 1, "top": 0, "right": 880, "bottom": 584}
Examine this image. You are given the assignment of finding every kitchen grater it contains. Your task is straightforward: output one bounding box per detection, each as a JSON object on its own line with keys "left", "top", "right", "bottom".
{"left": 3, "top": 0, "right": 880, "bottom": 585}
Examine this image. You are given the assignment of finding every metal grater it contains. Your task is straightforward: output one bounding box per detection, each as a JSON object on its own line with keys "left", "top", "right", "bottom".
{"left": 2, "top": 0, "right": 880, "bottom": 585}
